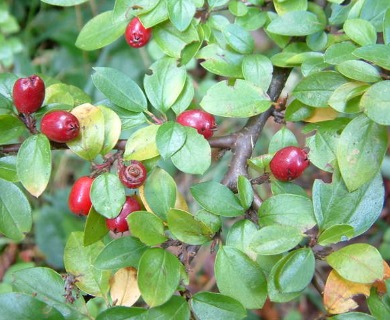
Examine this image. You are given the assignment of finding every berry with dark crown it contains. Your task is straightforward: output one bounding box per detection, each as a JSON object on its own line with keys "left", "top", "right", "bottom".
{"left": 105, "top": 196, "right": 141, "bottom": 233}
{"left": 124, "top": 17, "right": 151, "bottom": 48}
{"left": 41, "top": 110, "right": 80, "bottom": 143}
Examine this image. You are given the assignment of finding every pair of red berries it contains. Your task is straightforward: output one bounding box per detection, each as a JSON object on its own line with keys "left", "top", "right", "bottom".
{"left": 13, "top": 75, "right": 80, "bottom": 143}
{"left": 68, "top": 160, "right": 147, "bottom": 233}
{"left": 269, "top": 146, "right": 310, "bottom": 181}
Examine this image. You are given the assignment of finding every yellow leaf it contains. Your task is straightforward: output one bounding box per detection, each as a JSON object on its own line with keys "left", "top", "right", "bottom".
{"left": 175, "top": 189, "right": 189, "bottom": 212}
{"left": 324, "top": 270, "right": 371, "bottom": 314}
{"left": 304, "top": 107, "right": 338, "bottom": 123}
{"left": 138, "top": 185, "right": 153, "bottom": 213}
{"left": 110, "top": 267, "right": 141, "bottom": 307}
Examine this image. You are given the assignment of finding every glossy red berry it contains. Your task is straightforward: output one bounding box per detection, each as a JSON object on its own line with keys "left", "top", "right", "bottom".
{"left": 176, "top": 109, "right": 217, "bottom": 139}
{"left": 119, "top": 160, "right": 147, "bottom": 189}
{"left": 68, "top": 176, "right": 94, "bottom": 216}
{"left": 269, "top": 146, "right": 310, "bottom": 181}
{"left": 40, "top": 110, "right": 80, "bottom": 143}
{"left": 13, "top": 75, "right": 45, "bottom": 114}
{"left": 124, "top": 17, "right": 151, "bottom": 48}
{"left": 105, "top": 196, "right": 141, "bottom": 233}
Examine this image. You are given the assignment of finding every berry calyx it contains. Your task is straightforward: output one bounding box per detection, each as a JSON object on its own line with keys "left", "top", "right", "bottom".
{"left": 40, "top": 110, "right": 80, "bottom": 143}
{"left": 118, "top": 160, "right": 147, "bottom": 189}
{"left": 13, "top": 75, "right": 45, "bottom": 114}
{"left": 176, "top": 109, "right": 217, "bottom": 139}
{"left": 105, "top": 196, "right": 141, "bottom": 233}
{"left": 269, "top": 146, "right": 310, "bottom": 181}
{"left": 68, "top": 176, "right": 94, "bottom": 216}
{"left": 124, "top": 17, "right": 151, "bottom": 48}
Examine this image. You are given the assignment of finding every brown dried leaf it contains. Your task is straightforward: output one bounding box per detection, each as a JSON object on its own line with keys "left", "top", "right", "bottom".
{"left": 110, "top": 267, "right": 141, "bottom": 307}
{"left": 324, "top": 269, "right": 371, "bottom": 314}
{"left": 373, "top": 260, "right": 390, "bottom": 294}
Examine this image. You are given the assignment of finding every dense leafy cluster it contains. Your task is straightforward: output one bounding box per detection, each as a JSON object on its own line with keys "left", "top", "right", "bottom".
{"left": 1, "top": 0, "right": 390, "bottom": 319}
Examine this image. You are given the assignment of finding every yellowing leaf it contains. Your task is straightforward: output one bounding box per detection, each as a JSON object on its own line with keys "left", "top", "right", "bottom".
{"left": 138, "top": 185, "right": 153, "bottom": 213}
{"left": 324, "top": 270, "right": 371, "bottom": 314}
{"left": 110, "top": 267, "right": 141, "bottom": 307}
{"left": 175, "top": 189, "right": 189, "bottom": 212}
{"left": 124, "top": 125, "right": 160, "bottom": 161}
{"left": 304, "top": 107, "right": 338, "bottom": 123}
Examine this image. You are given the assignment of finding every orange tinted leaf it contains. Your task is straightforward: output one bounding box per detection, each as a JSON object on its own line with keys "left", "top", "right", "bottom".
{"left": 304, "top": 107, "right": 338, "bottom": 123}
{"left": 324, "top": 270, "right": 371, "bottom": 314}
{"left": 373, "top": 261, "right": 390, "bottom": 294}
{"left": 110, "top": 267, "right": 141, "bottom": 307}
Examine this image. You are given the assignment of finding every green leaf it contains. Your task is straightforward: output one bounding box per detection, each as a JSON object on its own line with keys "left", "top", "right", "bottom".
{"left": 194, "top": 209, "right": 222, "bottom": 234}
{"left": 226, "top": 219, "right": 258, "bottom": 260}
{"left": 143, "top": 167, "right": 176, "bottom": 221}
{"left": 171, "top": 126, "right": 211, "bottom": 175}
{"left": 367, "top": 288, "right": 390, "bottom": 320}
{"left": 156, "top": 121, "right": 187, "bottom": 159}
{"left": 384, "top": 9, "right": 390, "bottom": 45}
{"left": 191, "top": 181, "right": 245, "bottom": 217}
{"left": 229, "top": 0, "right": 248, "bottom": 17}
{"left": 258, "top": 194, "right": 316, "bottom": 232}
{"left": 167, "top": 0, "right": 196, "bottom": 32}
{"left": 312, "top": 170, "right": 384, "bottom": 237}
{"left": 41, "top": 0, "right": 88, "bottom": 5}
{"left": 337, "top": 114, "right": 388, "bottom": 191}
{"left": 285, "top": 99, "right": 315, "bottom": 122}
{"left": 0, "top": 114, "right": 25, "bottom": 144}
{"left": 324, "top": 42, "right": 357, "bottom": 65}
{"left": 68, "top": 104, "right": 105, "bottom": 161}
{"left": 16, "top": 134, "right": 51, "bottom": 197}
{"left": 267, "top": 10, "right": 323, "bottom": 36}
{"left": 13, "top": 267, "right": 88, "bottom": 320}
{"left": 0, "top": 178, "right": 31, "bottom": 241}
{"left": 197, "top": 44, "right": 244, "bottom": 78}
{"left": 326, "top": 243, "right": 384, "bottom": 283}
{"left": 250, "top": 225, "right": 303, "bottom": 255}
{"left": 171, "top": 76, "right": 195, "bottom": 114}
{"left": 200, "top": 79, "right": 271, "bottom": 118}
{"left": 124, "top": 124, "right": 160, "bottom": 161}
{"left": 328, "top": 313, "right": 376, "bottom": 320}
{"left": 270, "top": 179, "right": 308, "bottom": 197}
{"left": 223, "top": 23, "right": 254, "bottom": 54}
{"left": 0, "top": 292, "right": 65, "bottom": 320}
{"left": 83, "top": 207, "right": 109, "bottom": 246}
{"left": 137, "top": 248, "right": 181, "bottom": 307}
{"left": 144, "top": 57, "right": 186, "bottom": 113}
{"left": 358, "top": 0, "right": 390, "bottom": 31}
{"left": 75, "top": 11, "right": 127, "bottom": 51}
{"left": 92, "top": 68, "right": 147, "bottom": 113}
{"left": 237, "top": 176, "right": 253, "bottom": 210}
{"left": 113, "top": 0, "right": 159, "bottom": 22}
{"left": 353, "top": 44, "right": 390, "bottom": 70}
{"left": 154, "top": 21, "right": 199, "bottom": 58}
{"left": 96, "top": 306, "right": 147, "bottom": 320}
{"left": 127, "top": 210, "right": 167, "bottom": 246}
{"left": 90, "top": 173, "right": 126, "bottom": 219}
{"left": 97, "top": 105, "right": 121, "bottom": 155}
{"left": 268, "top": 126, "right": 298, "bottom": 153}
{"left": 336, "top": 60, "right": 381, "bottom": 83}
{"left": 274, "top": 248, "right": 315, "bottom": 293}
{"left": 0, "top": 156, "right": 18, "bottom": 182}
{"left": 236, "top": 8, "right": 267, "bottom": 31}
{"left": 215, "top": 246, "right": 267, "bottom": 309}
{"left": 242, "top": 54, "right": 273, "bottom": 91}
{"left": 292, "top": 71, "right": 348, "bottom": 107}
{"left": 361, "top": 81, "right": 390, "bottom": 125}
{"left": 138, "top": 0, "right": 169, "bottom": 28}
{"left": 274, "top": 0, "right": 308, "bottom": 15}
{"left": 147, "top": 295, "right": 190, "bottom": 320}
{"left": 343, "top": 18, "right": 377, "bottom": 46}
{"left": 191, "top": 292, "right": 247, "bottom": 320}
{"left": 94, "top": 236, "right": 148, "bottom": 270}
{"left": 328, "top": 82, "right": 369, "bottom": 114}
{"left": 167, "top": 208, "right": 214, "bottom": 245}
{"left": 64, "top": 232, "right": 110, "bottom": 297}
{"left": 317, "top": 224, "right": 354, "bottom": 246}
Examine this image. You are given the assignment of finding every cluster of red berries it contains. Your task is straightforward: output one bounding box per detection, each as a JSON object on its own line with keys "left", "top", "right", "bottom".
{"left": 13, "top": 75, "right": 80, "bottom": 143}
{"left": 68, "top": 160, "right": 147, "bottom": 233}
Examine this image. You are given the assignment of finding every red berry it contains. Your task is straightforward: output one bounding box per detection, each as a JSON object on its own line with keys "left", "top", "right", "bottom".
{"left": 119, "top": 160, "right": 147, "bottom": 189}
{"left": 124, "top": 17, "right": 151, "bottom": 48}
{"left": 269, "top": 146, "right": 310, "bottom": 181}
{"left": 13, "top": 75, "right": 45, "bottom": 114}
{"left": 176, "top": 109, "right": 217, "bottom": 139}
{"left": 40, "top": 110, "right": 80, "bottom": 143}
{"left": 105, "top": 196, "right": 141, "bottom": 233}
{"left": 68, "top": 176, "right": 94, "bottom": 216}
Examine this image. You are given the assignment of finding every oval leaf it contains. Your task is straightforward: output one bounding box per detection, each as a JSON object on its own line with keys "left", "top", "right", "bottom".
{"left": 124, "top": 125, "right": 160, "bottom": 161}
{"left": 361, "top": 80, "right": 390, "bottom": 125}
{"left": 110, "top": 267, "right": 141, "bottom": 307}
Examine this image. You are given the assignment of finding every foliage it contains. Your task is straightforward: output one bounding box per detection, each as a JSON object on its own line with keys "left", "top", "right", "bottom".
{"left": 1, "top": 0, "right": 390, "bottom": 319}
